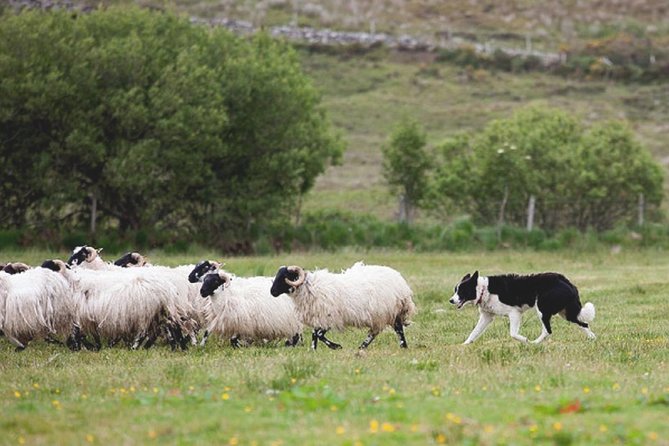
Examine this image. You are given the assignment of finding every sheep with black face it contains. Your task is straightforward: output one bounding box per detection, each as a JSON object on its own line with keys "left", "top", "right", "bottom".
{"left": 198, "top": 271, "right": 302, "bottom": 348}
{"left": 270, "top": 262, "right": 416, "bottom": 350}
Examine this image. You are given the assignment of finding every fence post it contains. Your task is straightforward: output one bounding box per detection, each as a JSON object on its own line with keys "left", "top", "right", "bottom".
{"left": 638, "top": 193, "right": 645, "bottom": 226}
{"left": 526, "top": 195, "right": 535, "bottom": 231}
{"left": 497, "top": 185, "right": 509, "bottom": 240}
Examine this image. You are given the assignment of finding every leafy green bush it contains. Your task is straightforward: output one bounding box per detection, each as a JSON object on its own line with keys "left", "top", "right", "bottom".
{"left": 0, "top": 7, "right": 342, "bottom": 241}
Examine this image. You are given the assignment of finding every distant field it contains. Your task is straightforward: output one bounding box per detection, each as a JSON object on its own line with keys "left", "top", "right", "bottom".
{"left": 1, "top": 249, "right": 668, "bottom": 445}
{"left": 298, "top": 49, "right": 669, "bottom": 219}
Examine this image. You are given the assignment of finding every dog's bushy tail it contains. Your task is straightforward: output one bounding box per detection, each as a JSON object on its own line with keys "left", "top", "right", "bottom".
{"left": 577, "top": 302, "right": 596, "bottom": 324}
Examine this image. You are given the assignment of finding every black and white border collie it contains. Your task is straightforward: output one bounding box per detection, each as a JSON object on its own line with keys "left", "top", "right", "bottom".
{"left": 449, "top": 271, "right": 596, "bottom": 344}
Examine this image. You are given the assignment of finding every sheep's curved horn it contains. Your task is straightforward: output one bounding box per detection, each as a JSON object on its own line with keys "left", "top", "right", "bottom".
{"left": 218, "top": 271, "right": 232, "bottom": 288}
{"left": 285, "top": 265, "right": 306, "bottom": 288}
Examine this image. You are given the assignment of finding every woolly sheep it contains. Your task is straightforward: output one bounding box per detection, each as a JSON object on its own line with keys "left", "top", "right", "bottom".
{"left": 61, "top": 254, "right": 194, "bottom": 350}
{"left": 68, "top": 247, "right": 199, "bottom": 348}
{"left": 1, "top": 264, "right": 75, "bottom": 350}
{"left": 199, "top": 271, "right": 303, "bottom": 348}
{"left": 113, "top": 251, "right": 209, "bottom": 344}
{"left": 270, "top": 262, "right": 416, "bottom": 350}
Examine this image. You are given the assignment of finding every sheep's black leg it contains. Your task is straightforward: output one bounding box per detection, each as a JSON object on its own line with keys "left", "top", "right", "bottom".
{"left": 45, "top": 335, "right": 63, "bottom": 345}
{"left": 285, "top": 333, "right": 302, "bottom": 347}
{"left": 316, "top": 328, "right": 342, "bottom": 350}
{"left": 230, "top": 335, "right": 241, "bottom": 349}
{"left": 199, "top": 330, "right": 210, "bottom": 347}
{"left": 393, "top": 318, "right": 408, "bottom": 349}
{"left": 311, "top": 330, "right": 319, "bottom": 350}
{"left": 131, "top": 331, "right": 146, "bottom": 350}
{"left": 92, "top": 332, "right": 102, "bottom": 351}
{"left": 359, "top": 331, "right": 378, "bottom": 349}
{"left": 66, "top": 325, "right": 82, "bottom": 351}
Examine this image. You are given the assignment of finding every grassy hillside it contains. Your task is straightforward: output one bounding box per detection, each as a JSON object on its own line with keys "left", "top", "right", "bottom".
{"left": 1, "top": 249, "right": 668, "bottom": 444}
{"left": 297, "top": 48, "right": 669, "bottom": 219}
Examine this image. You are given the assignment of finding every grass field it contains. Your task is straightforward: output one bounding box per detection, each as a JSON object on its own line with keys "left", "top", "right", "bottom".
{"left": 1, "top": 249, "right": 668, "bottom": 445}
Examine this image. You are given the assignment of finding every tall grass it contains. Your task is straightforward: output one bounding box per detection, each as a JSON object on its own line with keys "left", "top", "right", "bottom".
{"left": 1, "top": 249, "right": 668, "bottom": 445}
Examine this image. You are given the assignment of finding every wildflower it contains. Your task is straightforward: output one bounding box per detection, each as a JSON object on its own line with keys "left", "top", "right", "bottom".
{"left": 129, "top": 386, "right": 136, "bottom": 393}
{"left": 435, "top": 433, "right": 447, "bottom": 444}
{"left": 81, "top": 394, "right": 88, "bottom": 400}
{"left": 14, "top": 391, "right": 21, "bottom": 398}
{"left": 148, "top": 430, "right": 157, "bottom": 439}
{"left": 534, "top": 385, "right": 542, "bottom": 392}
{"left": 336, "top": 426, "right": 345, "bottom": 435}
{"left": 431, "top": 387, "right": 441, "bottom": 396}
{"left": 33, "top": 383, "right": 40, "bottom": 389}
{"left": 599, "top": 425, "right": 608, "bottom": 433}
{"left": 52, "top": 400, "right": 61, "bottom": 410}
{"left": 369, "top": 419, "right": 379, "bottom": 433}
{"left": 290, "top": 378, "right": 297, "bottom": 384}
{"left": 388, "top": 388, "right": 396, "bottom": 396}
{"left": 612, "top": 383, "right": 620, "bottom": 391}
{"left": 553, "top": 422, "right": 563, "bottom": 431}
{"left": 641, "top": 387, "right": 649, "bottom": 395}
{"left": 381, "top": 422, "right": 396, "bottom": 433}
{"left": 224, "top": 386, "right": 231, "bottom": 391}
{"left": 529, "top": 425, "right": 538, "bottom": 433}
{"left": 330, "top": 405, "right": 338, "bottom": 412}
{"left": 229, "top": 437, "right": 239, "bottom": 445}
{"left": 354, "top": 368, "right": 360, "bottom": 374}
{"left": 484, "top": 425, "right": 494, "bottom": 433}
{"left": 648, "top": 432, "right": 658, "bottom": 441}
{"left": 244, "top": 406, "right": 253, "bottom": 413}
{"left": 18, "top": 437, "right": 26, "bottom": 445}
{"left": 221, "top": 393, "right": 230, "bottom": 401}
{"left": 188, "top": 386, "right": 194, "bottom": 392}
{"left": 153, "top": 387, "right": 159, "bottom": 394}
{"left": 410, "top": 424, "right": 418, "bottom": 432}
{"left": 85, "top": 434, "right": 95, "bottom": 443}
{"left": 583, "top": 387, "right": 591, "bottom": 394}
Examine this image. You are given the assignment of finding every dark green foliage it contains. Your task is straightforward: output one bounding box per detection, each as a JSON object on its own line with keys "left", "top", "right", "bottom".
{"left": 0, "top": 7, "right": 342, "bottom": 244}
{"left": 381, "top": 118, "right": 431, "bottom": 225}
{"left": 428, "top": 106, "right": 663, "bottom": 231}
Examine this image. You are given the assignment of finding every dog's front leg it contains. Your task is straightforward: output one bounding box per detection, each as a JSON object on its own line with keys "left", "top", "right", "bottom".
{"left": 508, "top": 310, "right": 527, "bottom": 343}
{"left": 464, "top": 311, "right": 494, "bottom": 344}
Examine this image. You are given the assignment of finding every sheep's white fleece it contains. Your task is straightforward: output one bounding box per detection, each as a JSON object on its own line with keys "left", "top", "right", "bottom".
{"left": 205, "top": 275, "right": 302, "bottom": 342}
{"left": 289, "top": 262, "right": 416, "bottom": 333}
{"left": 71, "top": 251, "right": 199, "bottom": 341}
{"left": 1, "top": 268, "right": 75, "bottom": 348}
{"left": 66, "top": 268, "right": 180, "bottom": 342}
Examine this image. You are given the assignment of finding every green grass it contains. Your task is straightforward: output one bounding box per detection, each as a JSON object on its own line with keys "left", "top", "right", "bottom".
{"left": 2, "top": 249, "right": 668, "bottom": 445}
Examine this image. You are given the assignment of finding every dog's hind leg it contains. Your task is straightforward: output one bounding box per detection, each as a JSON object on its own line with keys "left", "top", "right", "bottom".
{"left": 509, "top": 310, "right": 528, "bottom": 343}
{"left": 464, "top": 311, "right": 494, "bottom": 344}
{"left": 565, "top": 304, "right": 596, "bottom": 340}
{"left": 531, "top": 310, "right": 552, "bottom": 344}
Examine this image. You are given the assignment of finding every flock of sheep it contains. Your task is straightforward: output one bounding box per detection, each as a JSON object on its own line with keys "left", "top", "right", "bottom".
{"left": 0, "top": 246, "right": 416, "bottom": 352}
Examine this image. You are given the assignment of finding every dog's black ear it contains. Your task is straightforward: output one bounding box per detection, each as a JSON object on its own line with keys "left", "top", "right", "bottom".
{"left": 461, "top": 273, "right": 471, "bottom": 281}
{"left": 472, "top": 271, "right": 479, "bottom": 281}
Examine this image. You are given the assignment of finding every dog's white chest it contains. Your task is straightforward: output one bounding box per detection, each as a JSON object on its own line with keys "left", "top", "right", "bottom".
{"left": 480, "top": 293, "right": 514, "bottom": 315}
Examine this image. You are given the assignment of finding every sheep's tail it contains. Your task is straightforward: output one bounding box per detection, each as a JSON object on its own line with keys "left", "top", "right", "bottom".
{"left": 577, "top": 302, "right": 596, "bottom": 324}
{"left": 400, "top": 294, "right": 417, "bottom": 326}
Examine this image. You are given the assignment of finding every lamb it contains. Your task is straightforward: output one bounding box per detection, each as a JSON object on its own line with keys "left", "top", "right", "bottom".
{"left": 270, "top": 262, "right": 416, "bottom": 350}
{"left": 1, "top": 262, "right": 76, "bottom": 350}
{"left": 199, "top": 271, "right": 303, "bottom": 348}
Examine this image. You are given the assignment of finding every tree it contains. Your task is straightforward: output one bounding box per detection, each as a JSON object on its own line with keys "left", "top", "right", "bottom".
{"left": 381, "top": 119, "right": 431, "bottom": 225}
{"left": 0, "top": 8, "right": 343, "bottom": 246}
{"left": 427, "top": 106, "right": 663, "bottom": 231}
